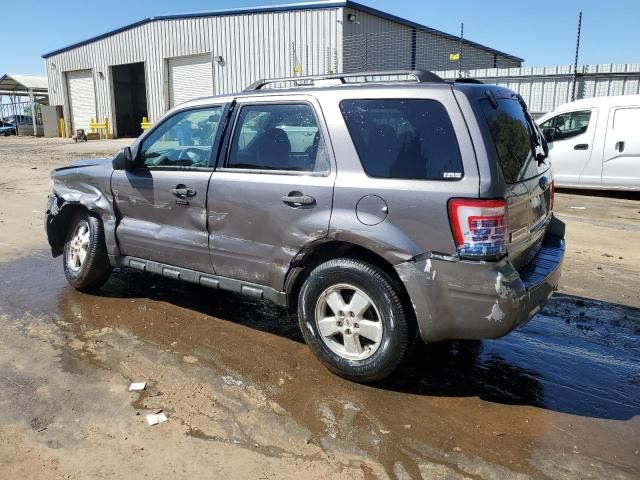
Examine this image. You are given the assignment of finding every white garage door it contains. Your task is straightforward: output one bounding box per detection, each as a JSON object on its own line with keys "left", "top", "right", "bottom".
{"left": 67, "top": 70, "right": 97, "bottom": 133}
{"left": 168, "top": 54, "right": 214, "bottom": 108}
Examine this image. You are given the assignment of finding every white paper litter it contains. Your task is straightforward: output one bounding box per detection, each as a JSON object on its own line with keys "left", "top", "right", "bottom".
{"left": 128, "top": 382, "right": 146, "bottom": 392}
{"left": 146, "top": 412, "right": 168, "bottom": 426}
{"left": 569, "top": 206, "right": 586, "bottom": 210}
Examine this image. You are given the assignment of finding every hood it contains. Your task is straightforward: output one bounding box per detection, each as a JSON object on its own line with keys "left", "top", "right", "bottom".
{"left": 71, "top": 158, "right": 113, "bottom": 167}
{"left": 53, "top": 157, "right": 112, "bottom": 172}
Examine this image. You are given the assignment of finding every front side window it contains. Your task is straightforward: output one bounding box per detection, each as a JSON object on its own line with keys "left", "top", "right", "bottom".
{"left": 340, "top": 99, "right": 463, "bottom": 180}
{"left": 139, "top": 106, "right": 222, "bottom": 168}
{"left": 540, "top": 110, "right": 591, "bottom": 142}
{"left": 226, "top": 103, "right": 330, "bottom": 173}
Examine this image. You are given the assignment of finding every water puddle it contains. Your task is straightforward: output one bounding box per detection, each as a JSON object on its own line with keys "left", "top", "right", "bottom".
{"left": 1, "top": 252, "right": 639, "bottom": 477}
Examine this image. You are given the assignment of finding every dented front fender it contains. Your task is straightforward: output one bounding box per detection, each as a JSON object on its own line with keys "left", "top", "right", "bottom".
{"left": 45, "top": 161, "right": 119, "bottom": 257}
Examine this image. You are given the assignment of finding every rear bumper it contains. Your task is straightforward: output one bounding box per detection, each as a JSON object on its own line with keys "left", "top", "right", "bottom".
{"left": 395, "top": 217, "right": 565, "bottom": 343}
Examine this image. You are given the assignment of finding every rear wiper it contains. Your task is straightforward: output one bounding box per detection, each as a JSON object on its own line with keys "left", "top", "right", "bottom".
{"left": 485, "top": 89, "right": 499, "bottom": 109}
{"left": 516, "top": 94, "right": 548, "bottom": 165}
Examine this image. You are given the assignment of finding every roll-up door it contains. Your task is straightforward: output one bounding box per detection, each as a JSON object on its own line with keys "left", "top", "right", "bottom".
{"left": 168, "top": 54, "right": 214, "bottom": 108}
{"left": 66, "top": 70, "right": 97, "bottom": 133}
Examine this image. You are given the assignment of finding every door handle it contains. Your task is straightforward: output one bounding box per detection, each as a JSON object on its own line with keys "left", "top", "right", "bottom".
{"left": 574, "top": 144, "right": 589, "bottom": 150}
{"left": 615, "top": 141, "right": 625, "bottom": 152}
{"left": 170, "top": 187, "right": 196, "bottom": 197}
{"left": 281, "top": 193, "right": 316, "bottom": 206}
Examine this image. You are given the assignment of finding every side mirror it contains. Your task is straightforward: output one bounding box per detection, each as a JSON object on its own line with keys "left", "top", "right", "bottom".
{"left": 112, "top": 147, "right": 134, "bottom": 170}
{"left": 543, "top": 128, "right": 556, "bottom": 143}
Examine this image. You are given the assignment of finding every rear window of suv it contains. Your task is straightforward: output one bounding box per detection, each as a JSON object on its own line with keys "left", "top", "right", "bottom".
{"left": 340, "top": 99, "right": 463, "bottom": 180}
{"left": 479, "top": 97, "right": 542, "bottom": 183}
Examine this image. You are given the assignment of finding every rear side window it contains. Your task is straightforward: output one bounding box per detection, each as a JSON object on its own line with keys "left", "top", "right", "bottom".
{"left": 226, "top": 103, "right": 330, "bottom": 173}
{"left": 613, "top": 107, "right": 640, "bottom": 134}
{"left": 340, "top": 99, "right": 463, "bottom": 180}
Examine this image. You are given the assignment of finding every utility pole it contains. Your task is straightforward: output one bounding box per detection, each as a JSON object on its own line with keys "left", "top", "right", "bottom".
{"left": 571, "top": 11, "right": 583, "bottom": 101}
{"left": 458, "top": 22, "right": 464, "bottom": 78}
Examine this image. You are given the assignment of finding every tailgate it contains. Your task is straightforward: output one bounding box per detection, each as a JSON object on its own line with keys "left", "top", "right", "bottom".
{"left": 478, "top": 87, "right": 553, "bottom": 269}
{"left": 506, "top": 174, "right": 553, "bottom": 270}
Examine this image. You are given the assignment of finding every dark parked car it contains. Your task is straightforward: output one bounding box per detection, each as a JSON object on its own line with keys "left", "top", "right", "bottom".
{"left": 0, "top": 121, "right": 16, "bottom": 136}
{"left": 45, "top": 70, "right": 565, "bottom": 382}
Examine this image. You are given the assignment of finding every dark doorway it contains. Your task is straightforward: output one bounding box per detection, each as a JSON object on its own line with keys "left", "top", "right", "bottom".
{"left": 112, "top": 63, "right": 148, "bottom": 137}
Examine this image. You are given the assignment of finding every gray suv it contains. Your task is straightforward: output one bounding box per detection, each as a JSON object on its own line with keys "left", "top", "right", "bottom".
{"left": 45, "top": 70, "right": 565, "bottom": 382}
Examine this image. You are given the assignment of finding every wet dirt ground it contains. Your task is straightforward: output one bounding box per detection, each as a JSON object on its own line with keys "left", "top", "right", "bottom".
{"left": 0, "top": 137, "right": 639, "bottom": 479}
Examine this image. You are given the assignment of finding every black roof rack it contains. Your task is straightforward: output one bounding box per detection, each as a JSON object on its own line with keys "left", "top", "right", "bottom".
{"left": 453, "top": 78, "right": 484, "bottom": 84}
{"left": 244, "top": 69, "right": 444, "bottom": 91}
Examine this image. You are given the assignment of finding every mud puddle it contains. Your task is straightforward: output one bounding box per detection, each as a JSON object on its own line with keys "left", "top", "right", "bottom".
{"left": 1, "top": 253, "right": 639, "bottom": 478}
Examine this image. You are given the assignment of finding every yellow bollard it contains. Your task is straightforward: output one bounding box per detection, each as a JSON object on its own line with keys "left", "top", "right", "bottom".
{"left": 88, "top": 117, "right": 109, "bottom": 139}
{"left": 59, "top": 118, "right": 66, "bottom": 138}
{"left": 141, "top": 116, "right": 153, "bottom": 131}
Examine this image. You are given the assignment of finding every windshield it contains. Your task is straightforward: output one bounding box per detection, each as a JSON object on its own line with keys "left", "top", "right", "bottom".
{"left": 480, "top": 97, "right": 546, "bottom": 183}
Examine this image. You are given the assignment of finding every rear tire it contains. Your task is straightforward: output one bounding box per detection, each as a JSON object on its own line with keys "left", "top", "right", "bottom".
{"left": 63, "top": 211, "right": 112, "bottom": 292}
{"left": 298, "top": 258, "right": 413, "bottom": 382}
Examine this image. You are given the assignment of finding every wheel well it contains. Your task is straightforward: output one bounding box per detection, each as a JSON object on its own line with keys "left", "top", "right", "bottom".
{"left": 48, "top": 203, "right": 89, "bottom": 256}
{"left": 285, "top": 241, "right": 415, "bottom": 320}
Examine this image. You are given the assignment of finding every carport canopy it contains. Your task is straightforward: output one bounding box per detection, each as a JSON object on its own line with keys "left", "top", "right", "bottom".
{"left": 0, "top": 73, "right": 49, "bottom": 135}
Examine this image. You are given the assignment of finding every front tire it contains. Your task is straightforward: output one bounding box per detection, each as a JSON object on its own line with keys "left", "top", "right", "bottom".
{"left": 63, "top": 211, "right": 112, "bottom": 292}
{"left": 298, "top": 258, "right": 413, "bottom": 382}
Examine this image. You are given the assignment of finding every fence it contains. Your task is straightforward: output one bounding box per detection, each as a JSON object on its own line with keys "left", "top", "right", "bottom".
{"left": 435, "top": 63, "right": 640, "bottom": 116}
{"left": 0, "top": 99, "right": 44, "bottom": 135}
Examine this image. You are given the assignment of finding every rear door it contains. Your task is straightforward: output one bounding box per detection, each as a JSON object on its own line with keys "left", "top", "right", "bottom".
{"left": 479, "top": 90, "right": 552, "bottom": 269}
{"left": 111, "top": 104, "right": 225, "bottom": 272}
{"left": 539, "top": 109, "right": 596, "bottom": 186}
{"left": 602, "top": 106, "right": 640, "bottom": 188}
{"left": 207, "top": 96, "right": 335, "bottom": 289}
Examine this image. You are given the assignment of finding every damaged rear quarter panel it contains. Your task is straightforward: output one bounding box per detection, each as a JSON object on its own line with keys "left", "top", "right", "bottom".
{"left": 395, "top": 255, "right": 529, "bottom": 342}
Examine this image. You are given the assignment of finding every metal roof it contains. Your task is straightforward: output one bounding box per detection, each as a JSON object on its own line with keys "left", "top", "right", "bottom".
{"left": 0, "top": 74, "right": 49, "bottom": 94}
{"left": 41, "top": 1, "right": 523, "bottom": 63}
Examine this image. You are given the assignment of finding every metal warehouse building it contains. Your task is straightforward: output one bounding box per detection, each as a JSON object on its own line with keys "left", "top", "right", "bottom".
{"left": 43, "top": 0, "right": 522, "bottom": 138}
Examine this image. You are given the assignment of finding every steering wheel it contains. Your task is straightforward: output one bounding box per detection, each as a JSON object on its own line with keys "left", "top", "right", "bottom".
{"left": 553, "top": 126, "right": 564, "bottom": 140}
{"left": 178, "top": 147, "right": 208, "bottom": 166}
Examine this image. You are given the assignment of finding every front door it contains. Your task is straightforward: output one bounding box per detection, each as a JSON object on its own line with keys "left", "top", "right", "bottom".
{"left": 207, "top": 98, "right": 335, "bottom": 289}
{"left": 540, "top": 109, "right": 596, "bottom": 186}
{"left": 112, "top": 105, "right": 224, "bottom": 272}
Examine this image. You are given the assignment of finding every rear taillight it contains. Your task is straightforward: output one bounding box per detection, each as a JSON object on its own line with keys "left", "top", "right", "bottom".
{"left": 448, "top": 198, "right": 508, "bottom": 258}
{"left": 550, "top": 180, "right": 555, "bottom": 211}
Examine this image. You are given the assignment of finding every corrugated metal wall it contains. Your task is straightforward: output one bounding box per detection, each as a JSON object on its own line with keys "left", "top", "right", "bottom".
{"left": 342, "top": 7, "right": 520, "bottom": 73}
{"left": 342, "top": 8, "right": 412, "bottom": 71}
{"left": 435, "top": 64, "right": 640, "bottom": 115}
{"left": 45, "top": 7, "right": 342, "bottom": 134}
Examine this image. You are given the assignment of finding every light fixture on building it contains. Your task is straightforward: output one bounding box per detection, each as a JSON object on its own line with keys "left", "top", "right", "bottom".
{"left": 97, "top": 71, "right": 104, "bottom": 79}
{"left": 347, "top": 13, "right": 359, "bottom": 24}
{"left": 214, "top": 55, "right": 225, "bottom": 66}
